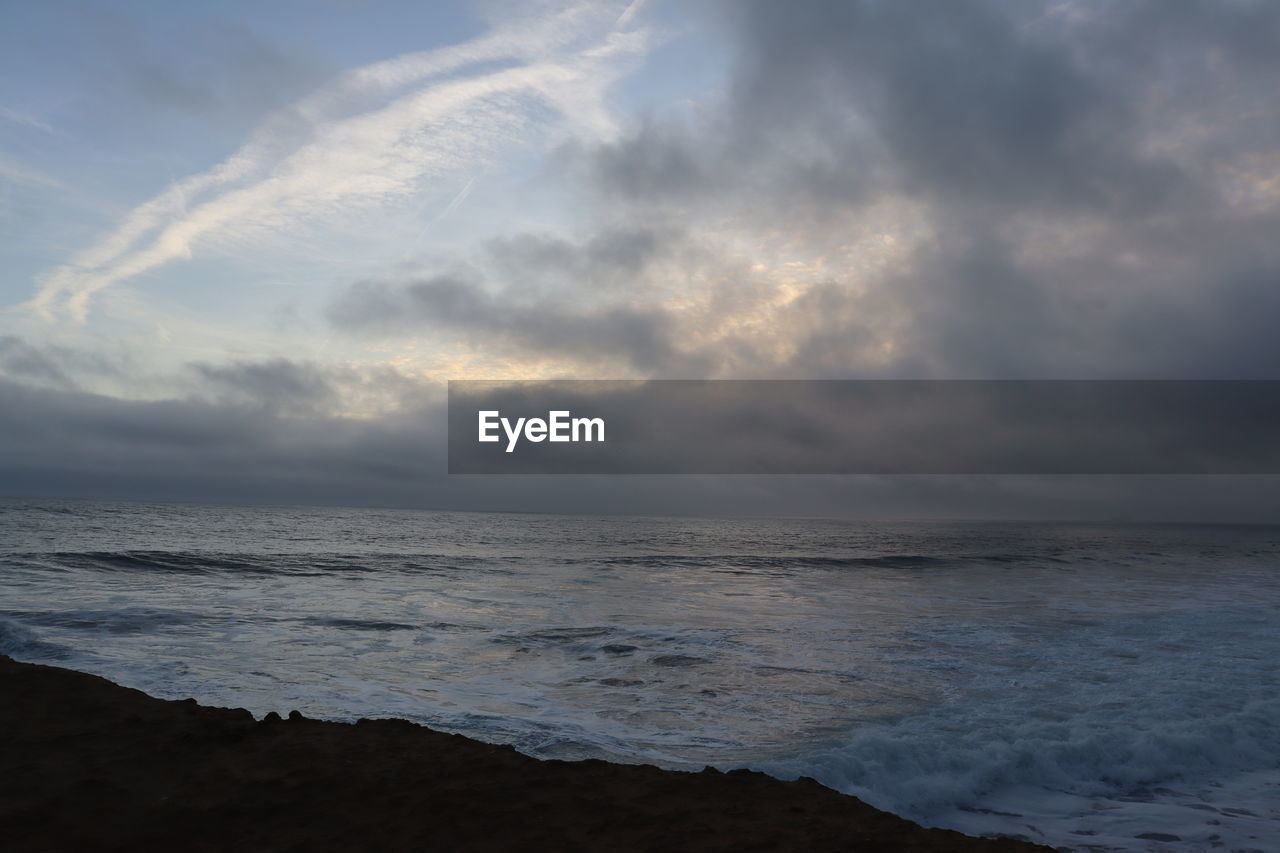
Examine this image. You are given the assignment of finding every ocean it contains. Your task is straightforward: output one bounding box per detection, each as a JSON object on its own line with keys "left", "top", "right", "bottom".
{"left": 2, "top": 498, "right": 1277, "bottom": 851}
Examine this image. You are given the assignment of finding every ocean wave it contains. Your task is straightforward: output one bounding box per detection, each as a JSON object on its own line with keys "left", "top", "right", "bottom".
{"left": 12, "top": 550, "right": 278, "bottom": 575}
{"left": 2, "top": 550, "right": 483, "bottom": 577}
{"left": 0, "top": 617, "right": 70, "bottom": 660}
{"left": 3, "top": 547, "right": 1245, "bottom": 581}
{"left": 589, "top": 553, "right": 1067, "bottom": 572}
{"left": 759, "top": 694, "right": 1280, "bottom": 826}
{"left": 7, "top": 608, "right": 211, "bottom": 635}
{"left": 302, "top": 617, "right": 418, "bottom": 632}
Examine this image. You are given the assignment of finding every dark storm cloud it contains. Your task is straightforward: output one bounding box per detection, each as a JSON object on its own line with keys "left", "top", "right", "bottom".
{"left": 6, "top": 374, "right": 1280, "bottom": 522}
{"left": 721, "top": 0, "right": 1182, "bottom": 213}
{"left": 581, "top": 0, "right": 1187, "bottom": 218}
{"left": 0, "top": 335, "right": 132, "bottom": 390}
{"left": 0, "top": 375, "right": 437, "bottom": 504}
{"left": 329, "top": 275, "right": 709, "bottom": 374}
{"left": 192, "top": 359, "right": 339, "bottom": 415}
{"left": 581, "top": 120, "right": 720, "bottom": 205}
{"left": 188, "top": 357, "right": 432, "bottom": 418}
{"left": 0, "top": 336, "right": 75, "bottom": 389}
{"left": 327, "top": 1, "right": 1280, "bottom": 382}
{"left": 486, "top": 227, "right": 673, "bottom": 291}
{"left": 0, "top": 336, "right": 424, "bottom": 418}
{"left": 598, "top": 0, "right": 1280, "bottom": 378}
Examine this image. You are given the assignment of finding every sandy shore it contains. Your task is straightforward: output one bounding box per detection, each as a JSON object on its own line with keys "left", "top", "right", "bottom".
{"left": 0, "top": 655, "right": 1049, "bottom": 852}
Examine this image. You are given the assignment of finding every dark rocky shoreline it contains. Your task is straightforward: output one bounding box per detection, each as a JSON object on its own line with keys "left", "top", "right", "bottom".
{"left": 0, "top": 655, "right": 1050, "bottom": 852}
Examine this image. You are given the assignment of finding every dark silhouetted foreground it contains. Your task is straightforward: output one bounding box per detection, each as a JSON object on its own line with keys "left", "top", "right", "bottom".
{"left": 0, "top": 656, "right": 1049, "bottom": 852}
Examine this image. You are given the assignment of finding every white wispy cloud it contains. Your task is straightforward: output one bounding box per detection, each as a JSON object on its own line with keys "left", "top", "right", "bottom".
{"left": 415, "top": 176, "right": 476, "bottom": 244}
{"left": 27, "top": 1, "right": 650, "bottom": 322}
{"left": 0, "top": 105, "right": 54, "bottom": 134}
{"left": 0, "top": 152, "right": 67, "bottom": 190}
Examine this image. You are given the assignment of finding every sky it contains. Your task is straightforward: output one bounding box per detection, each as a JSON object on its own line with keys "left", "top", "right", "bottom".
{"left": 3, "top": 0, "right": 1280, "bottom": 519}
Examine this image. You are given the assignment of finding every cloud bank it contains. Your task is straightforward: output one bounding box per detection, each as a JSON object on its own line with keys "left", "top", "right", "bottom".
{"left": 329, "top": 0, "right": 1280, "bottom": 381}
{"left": 10, "top": 0, "right": 1280, "bottom": 517}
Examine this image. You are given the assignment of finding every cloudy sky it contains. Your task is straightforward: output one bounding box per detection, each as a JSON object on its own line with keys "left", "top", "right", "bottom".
{"left": 3, "top": 0, "right": 1280, "bottom": 518}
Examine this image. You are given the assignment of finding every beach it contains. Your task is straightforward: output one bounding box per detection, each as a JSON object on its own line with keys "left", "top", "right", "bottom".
{"left": 0, "top": 654, "right": 1048, "bottom": 852}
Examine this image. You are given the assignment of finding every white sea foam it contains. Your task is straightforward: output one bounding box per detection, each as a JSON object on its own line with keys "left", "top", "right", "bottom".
{"left": 0, "top": 617, "right": 41, "bottom": 655}
{"left": 760, "top": 691, "right": 1280, "bottom": 850}
{"left": 2, "top": 501, "right": 1278, "bottom": 851}
{"left": 0, "top": 616, "right": 72, "bottom": 659}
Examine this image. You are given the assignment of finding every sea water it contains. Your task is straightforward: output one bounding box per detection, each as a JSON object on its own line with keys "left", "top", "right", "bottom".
{"left": 1, "top": 498, "right": 1277, "bottom": 851}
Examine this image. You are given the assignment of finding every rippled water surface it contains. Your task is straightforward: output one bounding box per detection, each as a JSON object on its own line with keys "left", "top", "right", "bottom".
{"left": 2, "top": 499, "right": 1278, "bottom": 851}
